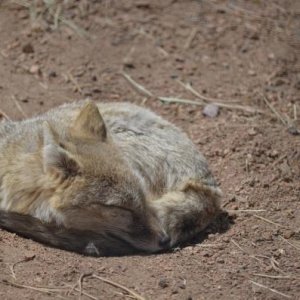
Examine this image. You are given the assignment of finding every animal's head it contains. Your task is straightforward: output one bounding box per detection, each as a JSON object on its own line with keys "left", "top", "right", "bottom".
{"left": 39, "top": 101, "right": 169, "bottom": 255}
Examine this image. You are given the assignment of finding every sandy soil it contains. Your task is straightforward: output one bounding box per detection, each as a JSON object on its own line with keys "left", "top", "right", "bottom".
{"left": 0, "top": 1, "right": 300, "bottom": 299}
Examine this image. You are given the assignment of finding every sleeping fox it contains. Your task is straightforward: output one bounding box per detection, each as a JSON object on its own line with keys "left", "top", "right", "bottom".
{"left": 0, "top": 100, "right": 221, "bottom": 256}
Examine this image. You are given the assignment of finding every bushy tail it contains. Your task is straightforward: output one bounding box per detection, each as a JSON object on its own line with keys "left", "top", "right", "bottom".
{"left": 0, "top": 210, "right": 138, "bottom": 256}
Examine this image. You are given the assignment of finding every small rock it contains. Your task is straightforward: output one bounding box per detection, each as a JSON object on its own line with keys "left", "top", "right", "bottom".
{"left": 283, "top": 229, "right": 295, "bottom": 239}
{"left": 48, "top": 70, "right": 57, "bottom": 78}
{"left": 123, "top": 58, "right": 135, "bottom": 69}
{"left": 248, "top": 70, "right": 256, "bottom": 76}
{"left": 177, "top": 281, "right": 186, "bottom": 289}
{"left": 136, "top": 1, "right": 151, "bottom": 9}
{"left": 247, "top": 128, "right": 257, "bottom": 136}
{"left": 29, "top": 65, "right": 40, "bottom": 74}
{"left": 203, "top": 104, "right": 219, "bottom": 118}
{"left": 268, "top": 53, "right": 275, "bottom": 60}
{"left": 222, "top": 237, "right": 230, "bottom": 243}
{"left": 171, "top": 288, "right": 179, "bottom": 294}
{"left": 288, "top": 126, "right": 300, "bottom": 136}
{"left": 216, "top": 257, "right": 225, "bottom": 264}
{"left": 22, "top": 43, "right": 34, "bottom": 54}
{"left": 158, "top": 278, "right": 169, "bottom": 288}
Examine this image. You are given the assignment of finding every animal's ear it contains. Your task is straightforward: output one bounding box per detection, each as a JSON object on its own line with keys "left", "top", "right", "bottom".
{"left": 70, "top": 100, "right": 107, "bottom": 141}
{"left": 43, "top": 122, "right": 80, "bottom": 177}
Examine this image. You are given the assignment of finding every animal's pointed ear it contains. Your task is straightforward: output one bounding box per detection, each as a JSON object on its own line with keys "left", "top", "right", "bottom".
{"left": 70, "top": 100, "right": 107, "bottom": 141}
{"left": 43, "top": 122, "right": 80, "bottom": 177}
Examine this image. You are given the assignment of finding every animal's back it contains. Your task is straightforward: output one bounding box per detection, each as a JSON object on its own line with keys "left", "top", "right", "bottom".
{"left": 26, "top": 101, "right": 216, "bottom": 195}
{"left": 99, "top": 102, "right": 217, "bottom": 196}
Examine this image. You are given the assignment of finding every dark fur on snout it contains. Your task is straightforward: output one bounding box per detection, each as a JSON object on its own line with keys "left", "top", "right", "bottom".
{"left": 0, "top": 210, "right": 151, "bottom": 256}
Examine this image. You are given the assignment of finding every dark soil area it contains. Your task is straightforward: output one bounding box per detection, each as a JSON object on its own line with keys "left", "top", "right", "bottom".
{"left": 0, "top": 1, "right": 300, "bottom": 299}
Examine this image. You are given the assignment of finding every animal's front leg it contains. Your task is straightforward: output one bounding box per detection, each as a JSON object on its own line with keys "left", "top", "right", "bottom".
{"left": 150, "top": 180, "right": 222, "bottom": 247}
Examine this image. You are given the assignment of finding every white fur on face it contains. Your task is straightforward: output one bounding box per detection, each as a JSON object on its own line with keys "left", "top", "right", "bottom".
{"left": 33, "top": 201, "right": 65, "bottom": 225}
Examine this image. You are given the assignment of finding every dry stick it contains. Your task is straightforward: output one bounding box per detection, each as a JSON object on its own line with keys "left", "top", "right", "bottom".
{"left": 12, "top": 95, "right": 27, "bottom": 118}
{"left": 78, "top": 273, "right": 93, "bottom": 299}
{"left": 67, "top": 285, "right": 99, "bottom": 300}
{"left": 121, "top": 72, "right": 154, "bottom": 98}
{"left": 270, "top": 257, "right": 286, "bottom": 275}
{"left": 9, "top": 255, "right": 35, "bottom": 280}
{"left": 67, "top": 71, "right": 83, "bottom": 94}
{"left": 272, "top": 154, "right": 288, "bottom": 167}
{"left": 0, "top": 49, "right": 8, "bottom": 58}
{"left": 227, "top": 209, "right": 266, "bottom": 213}
{"left": 2, "top": 280, "right": 68, "bottom": 300}
{"left": 122, "top": 73, "right": 264, "bottom": 114}
{"left": 196, "top": 243, "right": 224, "bottom": 249}
{"left": 293, "top": 104, "right": 297, "bottom": 121}
{"left": 0, "top": 109, "right": 12, "bottom": 121}
{"left": 158, "top": 96, "right": 264, "bottom": 114}
{"left": 253, "top": 273, "right": 300, "bottom": 280}
{"left": 53, "top": 3, "right": 62, "bottom": 29}
{"left": 231, "top": 239, "right": 265, "bottom": 264}
{"left": 249, "top": 280, "right": 292, "bottom": 299}
{"left": 92, "top": 274, "right": 146, "bottom": 300}
{"left": 261, "top": 94, "right": 286, "bottom": 125}
{"left": 253, "top": 214, "right": 285, "bottom": 228}
{"left": 184, "top": 28, "right": 198, "bottom": 49}
{"left": 176, "top": 80, "right": 240, "bottom": 104}
{"left": 279, "top": 236, "right": 300, "bottom": 251}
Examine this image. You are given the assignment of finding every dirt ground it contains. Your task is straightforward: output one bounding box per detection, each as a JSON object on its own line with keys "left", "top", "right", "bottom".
{"left": 0, "top": 0, "right": 300, "bottom": 299}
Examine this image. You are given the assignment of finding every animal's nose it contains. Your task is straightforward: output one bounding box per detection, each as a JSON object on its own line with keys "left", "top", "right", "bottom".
{"left": 159, "top": 234, "right": 171, "bottom": 248}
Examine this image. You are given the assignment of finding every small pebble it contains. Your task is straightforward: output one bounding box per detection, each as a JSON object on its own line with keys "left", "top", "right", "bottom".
{"left": 203, "top": 104, "right": 219, "bottom": 118}
{"left": 158, "top": 278, "right": 169, "bottom": 288}
{"left": 22, "top": 43, "right": 34, "bottom": 54}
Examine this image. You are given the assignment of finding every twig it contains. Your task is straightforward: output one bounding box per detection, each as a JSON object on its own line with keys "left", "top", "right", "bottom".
{"left": 121, "top": 74, "right": 264, "bottom": 115}
{"left": 158, "top": 97, "right": 201, "bottom": 106}
{"left": 261, "top": 94, "right": 286, "bottom": 125}
{"left": 92, "top": 274, "right": 146, "bottom": 300}
{"left": 121, "top": 72, "right": 154, "bottom": 98}
{"left": 77, "top": 273, "right": 93, "bottom": 299}
{"left": 159, "top": 96, "right": 265, "bottom": 114}
{"left": 249, "top": 280, "right": 292, "bottom": 299}
{"left": 68, "top": 273, "right": 93, "bottom": 298}
{"left": 293, "top": 104, "right": 297, "bottom": 121}
{"left": 245, "top": 157, "right": 249, "bottom": 173}
{"left": 279, "top": 236, "right": 300, "bottom": 251}
{"left": 2, "top": 280, "right": 67, "bottom": 300}
{"left": 9, "top": 255, "right": 35, "bottom": 280}
{"left": 196, "top": 243, "right": 224, "bottom": 249}
{"left": 67, "top": 71, "right": 83, "bottom": 94}
{"left": 0, "top": 109, "right": 12, "bottom": 121}
{"left": 176, "top": 80, "right": 240, "bottom": 104}
{"left": 184, "top": 28, "right": 198, "bottom": 49}
{"left": 270, "top": 256, "right": 286, "bottom": 274}
{"left": 65, "top": 284, "right": 99, "bottom": 300}
{"left": 272, "top": 154, "right": 288, "bottom": 167}
{"left": 253, "top": 214, "right": 285, "bottom": 228}
{"left": 0, "top": 49, "right": 8, "bottom": 58}
{"left": 227, "top": 209, "right": 266, "bottom": 213}
{"left": 231, "top": 239, "right": 264, "bottom": 264}
{"left": 253, "top": 273, "right": 299, "bottom": 280}
{"left": 53, "top": 4, "right": 62, "bottom": 29}
{"left": 12, "top": 95, "right": 27, "bottom": 118}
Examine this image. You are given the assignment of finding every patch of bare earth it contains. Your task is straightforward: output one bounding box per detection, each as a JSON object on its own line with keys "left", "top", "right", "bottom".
{"left": 0, "top": 1, "right": 299, "bottom": 299}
